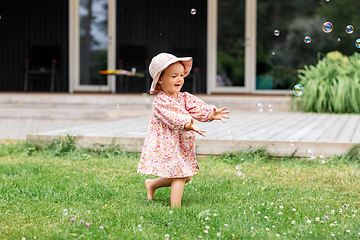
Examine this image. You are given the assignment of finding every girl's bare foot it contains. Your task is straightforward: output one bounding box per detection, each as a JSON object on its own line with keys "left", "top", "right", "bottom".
{"left": 145, "top": 179, "right": 155, "bottom": 200}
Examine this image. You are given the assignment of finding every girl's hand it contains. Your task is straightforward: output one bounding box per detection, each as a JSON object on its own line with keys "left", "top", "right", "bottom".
{"left": 185, "top": 119, "right": 206, "bottom": 137}
{"left": 208, "top": 107, "right": 230, "bottom": 123}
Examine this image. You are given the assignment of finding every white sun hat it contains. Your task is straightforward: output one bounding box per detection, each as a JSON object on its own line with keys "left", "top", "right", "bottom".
{"left": 149, "top": 52, "right": 192, "bottom": 94}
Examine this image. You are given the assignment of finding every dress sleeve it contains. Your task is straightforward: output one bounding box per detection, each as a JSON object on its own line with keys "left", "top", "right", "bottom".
{"left": 183, "top": 92, "right": 216, "bottom": 122}
{"left": 153, "top": 94, "right": 192, "bottom": 131}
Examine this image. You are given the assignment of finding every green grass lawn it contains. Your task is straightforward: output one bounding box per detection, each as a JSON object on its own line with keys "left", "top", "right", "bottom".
{"left": 1, "top": 139, "right": 360, "bottom": 239}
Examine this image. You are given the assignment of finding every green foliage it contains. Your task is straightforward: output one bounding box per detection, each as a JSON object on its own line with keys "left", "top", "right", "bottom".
{"left": 295, "top": 51, "right": 360, "bottom": 113}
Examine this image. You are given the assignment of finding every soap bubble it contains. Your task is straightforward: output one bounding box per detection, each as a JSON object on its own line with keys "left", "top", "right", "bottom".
{"left": 293, "top": 84, "right": 304, "bottom": 96}
{"left": 306, "top": 149, "right": 316, "bottom": 160}
{"left": 116, "top": 104, "right": 120, "bottom": 108}
{"left": 289, "top": 140, "right": 295, "bottom": 146}
{"left": 256, "top": 103, "right": 264, "bottom": 112}
{"left": 355, "top": 38, "right": 360, "bottom": 48}
{"left": 323, "top": 22, "right": 333, "bottom": 33}
{"left": 267, "top": 104, "right": 273, "bottom": 112}
{"left": 325, "top": 0, "right": 329, "bottom": 2}
{"left": 190, "top": 9, "right": 196, "bottom": 15}
{"left": 272, "top": 51, "right": 275, "bottom": 55}
{"left": 346, "top": 25, "right": 354, "bottom": 34}
{"left": 319, "top": 155, "right": 326, "bottom": 164}
{"left": 338, "top": 38, "right": 341, "bottom": 42}
{"left": 234, "top": 165, "right": 243, "bottom": 177}
{"left": 304, "top": 36, "right": 311, "bottom": 44}
{"left": 274, "top": 30, "right": 280, "bottom": 36}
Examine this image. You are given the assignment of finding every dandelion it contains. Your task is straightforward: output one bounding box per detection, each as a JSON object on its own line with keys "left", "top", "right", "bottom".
{"left": 291, "top": 220, "right": 295, "bottom": 225}
{"left": 205, "top": 226, "right": 210, "bottom": 230}
{"left": 279, "top": 206, "right": 284, "bottom": 210}
{"left": 99, "top": 226, "right": 104, "bottom": 230}
{"left": 278, "top": 212, "right": 283, "bottom": 215}
{"left": 217, "top": 232, "right": 221, "bottom": 237}
{"left": 85, "top": 222, "right": 90, "bottom": 228}
{"left": 266, "top": 228, "right": 270, "bottom": 231}
{"left": 316, "top": 217, "right": 320, "bottom": 222}
{"left": 307, "top": 220, "right": 311, "bottom": 224}
{"left": 169, "top": 211, "right": 173, "bottom": 214}
{"left": 292, "top": 208, "right": 296, "bottom": 211}
{"left": 324, "top": 216, "right": 329, "bottom": 220}
{"left": 70, "top": 218, "right": 75, "bottom": 222}
{"left": 204, "top": 230, "right": 208, "bottom": 234}
{"left": 331, "top": 209, "right": 335, "bottom": 214}
{"left": 80, "top": 219, "right": 84, "bottom": 223}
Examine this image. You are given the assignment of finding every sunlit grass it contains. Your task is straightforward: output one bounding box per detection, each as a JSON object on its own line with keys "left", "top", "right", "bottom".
{"left": 1, "top": 141, "right": 360, "bottom": 239}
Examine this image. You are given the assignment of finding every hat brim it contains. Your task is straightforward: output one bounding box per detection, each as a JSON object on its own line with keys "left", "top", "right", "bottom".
{"left": 150, "top": 57, "right": 192, "bottom": 94}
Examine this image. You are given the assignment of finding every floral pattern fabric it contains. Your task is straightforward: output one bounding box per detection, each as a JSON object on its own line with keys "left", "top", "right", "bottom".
{"left": 137, "top": 90, "right": 215, "bottom": 178}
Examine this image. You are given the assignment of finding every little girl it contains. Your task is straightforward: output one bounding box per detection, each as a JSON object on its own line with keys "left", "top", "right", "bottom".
{"left": 137, "top": 53, "right": 229, "bottom": 207}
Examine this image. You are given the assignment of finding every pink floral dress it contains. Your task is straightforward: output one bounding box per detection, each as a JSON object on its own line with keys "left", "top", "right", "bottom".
{"left": 137, "top": 90, "right": 215, "bottom": 178}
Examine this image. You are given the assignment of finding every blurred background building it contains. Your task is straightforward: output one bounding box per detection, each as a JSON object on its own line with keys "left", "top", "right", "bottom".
{"left": 0, "top": 0, "right": 359, "bottom": 94}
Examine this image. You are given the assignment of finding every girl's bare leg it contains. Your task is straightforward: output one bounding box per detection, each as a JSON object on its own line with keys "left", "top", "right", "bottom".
{"left": 145, "top": 176, "right": 192, "bottom": 202}
{"left": 145, "top": 177, "right": 173, "bottom": 200}
{"left": 170, "top": 178, "right": 186, "bottom": 207}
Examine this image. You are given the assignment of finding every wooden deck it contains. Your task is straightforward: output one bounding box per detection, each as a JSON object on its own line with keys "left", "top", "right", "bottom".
{"left": 27, "top": 110, "right": 360, "bottom": 157}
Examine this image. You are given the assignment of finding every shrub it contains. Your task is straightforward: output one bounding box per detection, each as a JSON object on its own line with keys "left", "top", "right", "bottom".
{"left": 295, "top": 51, "right": 360, "bottom": 113}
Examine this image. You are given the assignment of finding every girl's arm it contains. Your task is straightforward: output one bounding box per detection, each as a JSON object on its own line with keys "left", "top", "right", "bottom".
{"left": 207, "top": 107, "right": 230, "bottom": 123}
{"left": 183, "top": 92, "right": 216, "bottom": 122}
{"left": 153, "top": 96, "right": 192, "bottom": 131}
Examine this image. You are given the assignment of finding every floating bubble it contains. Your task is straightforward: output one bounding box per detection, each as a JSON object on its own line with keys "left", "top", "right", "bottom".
{"left": 323, "top": 22, "right": 333, "bottom": 33}
{"left": 233, "top": 119, "right": 237, "bottom": 125}
{"left": 234, "top": 165, "right": 243, "bottom": 177}
{"left": 306, "top": 149, "right": 316, "bottom": 160}
{"left": 190, "top": 9, "right": 196, "bottom": 15}
{"left": 319, "top": 155, "right": 326, "bottom": 164}
{"left": 346, "top": 25, "right": 354, "bottom": 34}
{"left": 272, "top": 52, "right": 275, "bottom": 55}
{"left": 267, "top": 104, "right": 273, "bottom": 112}
{"left": 293, "top": 84, "right": 304, "bottom": 96}
{"left": 338, "top": 38, "right": 341, "bottom": 42}
{"left": 355, "top": 38, "right": 360, "bottom": 48}
{"left": 325, "top": 0, "right": 329, "bottom": 2}
{"left": 256, "top": 103, "right": 264, "bottom": 112}
{"left": 289, "top": 140, "right": 295, "bottom": 146}
{"left": 304, "top": 36, "right": 311, "bottom": 44}
{"left": 274, "top": 30, "right": 280, "bottom": 37}
{"left": 116, "top": 103, "right": 120, "bottom": 108}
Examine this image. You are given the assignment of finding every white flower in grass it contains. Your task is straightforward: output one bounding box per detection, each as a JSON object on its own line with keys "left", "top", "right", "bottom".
{"left": 275, "top": 234, "right": 280, "bottom": 237}
{"left": 292, "top": 208, "right": 296, "bottom": 212}
{"left": 261, "top": 203, "right": 265, "bottom": 206}
{"left": 169, "top": 211, "right": 173, "bottom": 214}
{"left": 279, "top": 206, "right": 283, "bottom": 210}
{"left": 354, "top": 210, "right": 357, "bottom": 214}
{"left": 270, "top": 202, "right": 274, "bottom": 206}
{"left": 272, "top": 226, "right": 275, "bottom": 228}
{"left": 224, "top": 224, "right": 228, "bottom": 227}
{"left": 331, "top": 232, "right": 335, "bottom": 237}
{"left": 250, "top": 227, "right": 254, "bottom": 230}
{"left": 217, "top": 232, "right": 221, "bottom": 237}
{"left": 278, "top": 212, "right": 283, "bottom": 215}
{"left": 264, "top": 216, "right": 268, "bottom": 219}
{"left": 346, "top": 230, "right": 350, "bottom": 234}
{"left": 213, "top": 213, "right": 217, "bottom": 216}
{"left": 331, "top": 209, "right": 335, "bottom": 214}
{"left": 309, "top": 231, "right": 312, "bottom": 233}
{"left": 205, "top": 226, "right": 210, "bottom": 230}
{"left": 257, "top": 211, "right": 261, "bottom": 214}
{"left": 204, "top": 230, "right": 208, "bottom": 234}
{"left": 165, "top": 234, "right": 170, "bottom": 238}
{"left": 316, "top": 217, "right": 320, "bottom": 222}
{"left": 339, "top": 210, "right": 343, "bottom": 214}
{"left": 266, "top": 228, "right": 270, "bottom": 231}
{"left": 330, "top": 223, "right": 335, "bottom": 227}
{"left": 205, "top": 217, "right": 210, "bottom": 221}
{"left": 249, "top": 207, "right": 252, "bottom": 210}
{"left": 307, "top": 220, "right": 311, "bottom": 224}
{"left": 291, "top": 220, "right": 295, "bottom": 225}
{"left": 353, "top": 214, "right": 356, "bottom": 218}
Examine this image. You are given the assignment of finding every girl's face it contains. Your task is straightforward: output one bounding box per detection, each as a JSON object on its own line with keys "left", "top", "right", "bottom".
{"left": 158, "top": 62, "right": 185, "bottom": 98}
